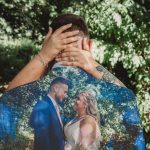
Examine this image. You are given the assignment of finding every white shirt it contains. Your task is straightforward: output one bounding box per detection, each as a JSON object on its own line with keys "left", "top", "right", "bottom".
{"left": 47, "top": 94, "right": 63, "bottom": 128}
{"left": 52, "top": 62, "right": 62, "bottom": 69}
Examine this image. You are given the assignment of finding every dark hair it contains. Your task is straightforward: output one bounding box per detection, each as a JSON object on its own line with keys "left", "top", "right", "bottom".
{"left": 50, "top": 77, "right": 70, "bottom": 89}
{"left": 50, "top": 14, "right": 89, "bottom": 37}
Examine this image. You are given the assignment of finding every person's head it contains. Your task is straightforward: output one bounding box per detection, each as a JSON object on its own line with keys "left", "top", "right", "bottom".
{"left": 51, "top": 14, "right": 89, "bottom": 37}
{"left": 74, "top": 91, "right": 99, "bottom": 122}
{"left": 50, "top": 13, "right": 91, "bottom": 49}
{"left": 49, "top": 77, "right": 70, "bottom": 103}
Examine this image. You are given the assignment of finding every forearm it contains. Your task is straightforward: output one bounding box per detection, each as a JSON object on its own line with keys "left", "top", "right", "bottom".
{"left": 6, "top": 25, "right": 78, "bottom": 91}
{"left": 86, "top": 60, "right": 126, "bottom": 87}
{"left": 7, "top": 54, "right": 51, "bottom": 91}
{"left": 86, "top": 60, "right": 104, "bottom": 79}
{"left": 95, "top": 65, "right": 126, "bottom": 87}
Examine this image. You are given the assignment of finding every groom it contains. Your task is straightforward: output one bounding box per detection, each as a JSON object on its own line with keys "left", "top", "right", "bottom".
{"left": 30, "top": 77, "right": 70, "bottom": 150}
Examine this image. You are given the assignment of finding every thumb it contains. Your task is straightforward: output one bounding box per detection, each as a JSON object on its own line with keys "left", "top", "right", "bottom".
{"left": 46, "top": 27, "right": 52, "bottom": 39}
{"left": 42, "top": 27, "right": 52, "bottom": 47}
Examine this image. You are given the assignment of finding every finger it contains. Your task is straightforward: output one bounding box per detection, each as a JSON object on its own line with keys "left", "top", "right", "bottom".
{"left": 60, "top": 30, "right": 79, "bottom": 39}
{"left": 62, "top": 36, "right": 80, "bottom": 44}
{"left": 82, "top": 38, "right": 90, "bottom": 51}
{"left": 57, "top": 51, "right": 78, "bottom": 58}
{"left": 53, "top": 24, "right": 72, "bottom": 36}
{"left": 45, "top": 27, "right": 52, "bottom": 40}
{"left": 61, "top": 42, "right": 79, "bottom": 50}
{"left": 56, "top": 57, "right": 71, "bottom": 62}
{"left": 61, "top": 43, "right": 78, "bottom": 50}
{"left": 63, "top": 46, "right": 79, "bottom": 52}
{"left": 66, "top": 41, "right": 78, "bottom": 48}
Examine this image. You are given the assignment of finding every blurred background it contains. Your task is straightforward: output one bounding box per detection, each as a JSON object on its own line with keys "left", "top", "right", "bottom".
{"left": 0, "top": 0, "right": 149, "bottom": 149}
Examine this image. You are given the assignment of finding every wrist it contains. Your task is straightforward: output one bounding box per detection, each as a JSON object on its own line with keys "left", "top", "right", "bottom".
{"left": 86, "top": 59, "right": 103, "bottom": 79}
{"left": 91, "top": 67, "right": 104, "bottom": 79}
{"left": 86, "top": 58, "right": 99, "bottom": 73}
{"left": 38, "top": 50, "right": 53, "bottom": 63}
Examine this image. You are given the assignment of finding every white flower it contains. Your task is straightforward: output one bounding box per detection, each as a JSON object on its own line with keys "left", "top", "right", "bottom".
{"left": 112, "top": 12, "right": 122, "bottom": 27}
{"left": 132, "top": 55, "right": 141, "bottom": 68}
{"left": 92, "top": 42, "right": 105, "bottom": 63}
{"left": 145, "top": 92, "right": 150, "bottom": 101}
{"left": 109, "top": 51, "right": 121, "bottom": 66}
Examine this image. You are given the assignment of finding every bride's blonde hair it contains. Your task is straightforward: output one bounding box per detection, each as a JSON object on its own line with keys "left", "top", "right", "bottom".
{"left": 77, "top": 91, "right": 100, "bottom": 124}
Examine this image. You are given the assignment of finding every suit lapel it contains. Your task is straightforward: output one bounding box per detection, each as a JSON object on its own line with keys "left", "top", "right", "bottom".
{"left": 44, "top": 96, "right": 63, "bottom": 130}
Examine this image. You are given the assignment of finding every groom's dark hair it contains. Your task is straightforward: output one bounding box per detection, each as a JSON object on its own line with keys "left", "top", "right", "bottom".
{"left": 50, "top": 14, "right": 89, "bottom": 37}
{"left": 49, "top": 76, "right": 71, "bottom": 92}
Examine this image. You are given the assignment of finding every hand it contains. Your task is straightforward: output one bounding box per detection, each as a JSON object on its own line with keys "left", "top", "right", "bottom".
{"left": 39, "top": 24, "right": 80, "bottom": 63}
{"left": 55, "top": 38, "right": 97, "bottom": 74}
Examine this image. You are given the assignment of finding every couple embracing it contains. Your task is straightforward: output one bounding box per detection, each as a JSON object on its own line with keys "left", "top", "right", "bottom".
{"left": 30, "top": 76, "right": 101, "bottom": 150}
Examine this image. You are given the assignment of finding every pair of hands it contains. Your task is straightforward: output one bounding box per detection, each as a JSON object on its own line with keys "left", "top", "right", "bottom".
{"left": 6, "top": 24, "right": 100, "bottom": 91}
{"left": 39, "top": 24, "right": 96, "bottom": 73}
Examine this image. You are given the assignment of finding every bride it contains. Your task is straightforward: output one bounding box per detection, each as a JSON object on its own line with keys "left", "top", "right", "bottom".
{"left": 64, "top": 91, "right": 101, "bottom": 150}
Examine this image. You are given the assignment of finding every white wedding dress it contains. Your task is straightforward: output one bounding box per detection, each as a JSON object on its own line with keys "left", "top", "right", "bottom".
{"left": 64, "top": 116, "right": 101, "bottom": 150}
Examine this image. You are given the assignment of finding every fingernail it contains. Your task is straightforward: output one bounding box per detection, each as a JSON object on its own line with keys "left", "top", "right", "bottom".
{"left": 68, "top": 23, "right": 72, "bottom": 26}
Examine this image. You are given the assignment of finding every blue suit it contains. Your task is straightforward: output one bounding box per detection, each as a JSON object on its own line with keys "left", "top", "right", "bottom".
{"left": 0, "top": 103, "right": 17, "bottom": 140}
{"left": 30, "top": 96, "right": 64, "bottom": 150}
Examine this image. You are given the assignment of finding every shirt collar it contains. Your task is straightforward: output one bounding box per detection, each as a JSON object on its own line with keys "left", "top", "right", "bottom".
{"left": 52, "top": 62, "right": 62, "bottom": 69}
{"left": 47, "top": 94, "right": 58, "bottom": 108}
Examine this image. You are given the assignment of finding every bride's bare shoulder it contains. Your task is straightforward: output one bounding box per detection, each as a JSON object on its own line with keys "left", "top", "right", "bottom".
{"left": 80, "top": 115, "right": 96, "bottom": 127}
{"left": 79, "top": 115, "right": 97, "bottom": 137}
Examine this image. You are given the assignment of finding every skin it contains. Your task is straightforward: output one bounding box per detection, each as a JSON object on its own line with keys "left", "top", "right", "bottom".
{"left": 7, "top": 24, "right": 125, "bottom": 91}
{"left": 56, "top": 38, "right": 126, "bottom": 87}
{"left": 7, "top": 24, "right": 80, "bottom": 90}
{"left": 73, "top": 94, "right": 97, "bottom": 147}
{"left": 56, "top": 38, "right": 103, "bottom": 79}
{"left": 74, "top": 94, "right": 87, "bottom": 117}
{"left": 48, "top": 83, "right": 68, "bottom": 103}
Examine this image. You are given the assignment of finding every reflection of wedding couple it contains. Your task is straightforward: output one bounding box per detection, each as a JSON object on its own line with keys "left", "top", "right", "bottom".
{"left": 30, "top": 77, "right": 101, "bottom": 150}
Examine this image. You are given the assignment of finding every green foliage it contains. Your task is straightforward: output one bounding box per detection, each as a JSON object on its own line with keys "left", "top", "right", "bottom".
{"left": 0, "top": 133, "right": 34, "bottom": 150}
{"left": 0, "top": 39, "right": 39, "bottom": 83}
{"left": 0, "top": 0, "right": 57, "bottom": 42}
